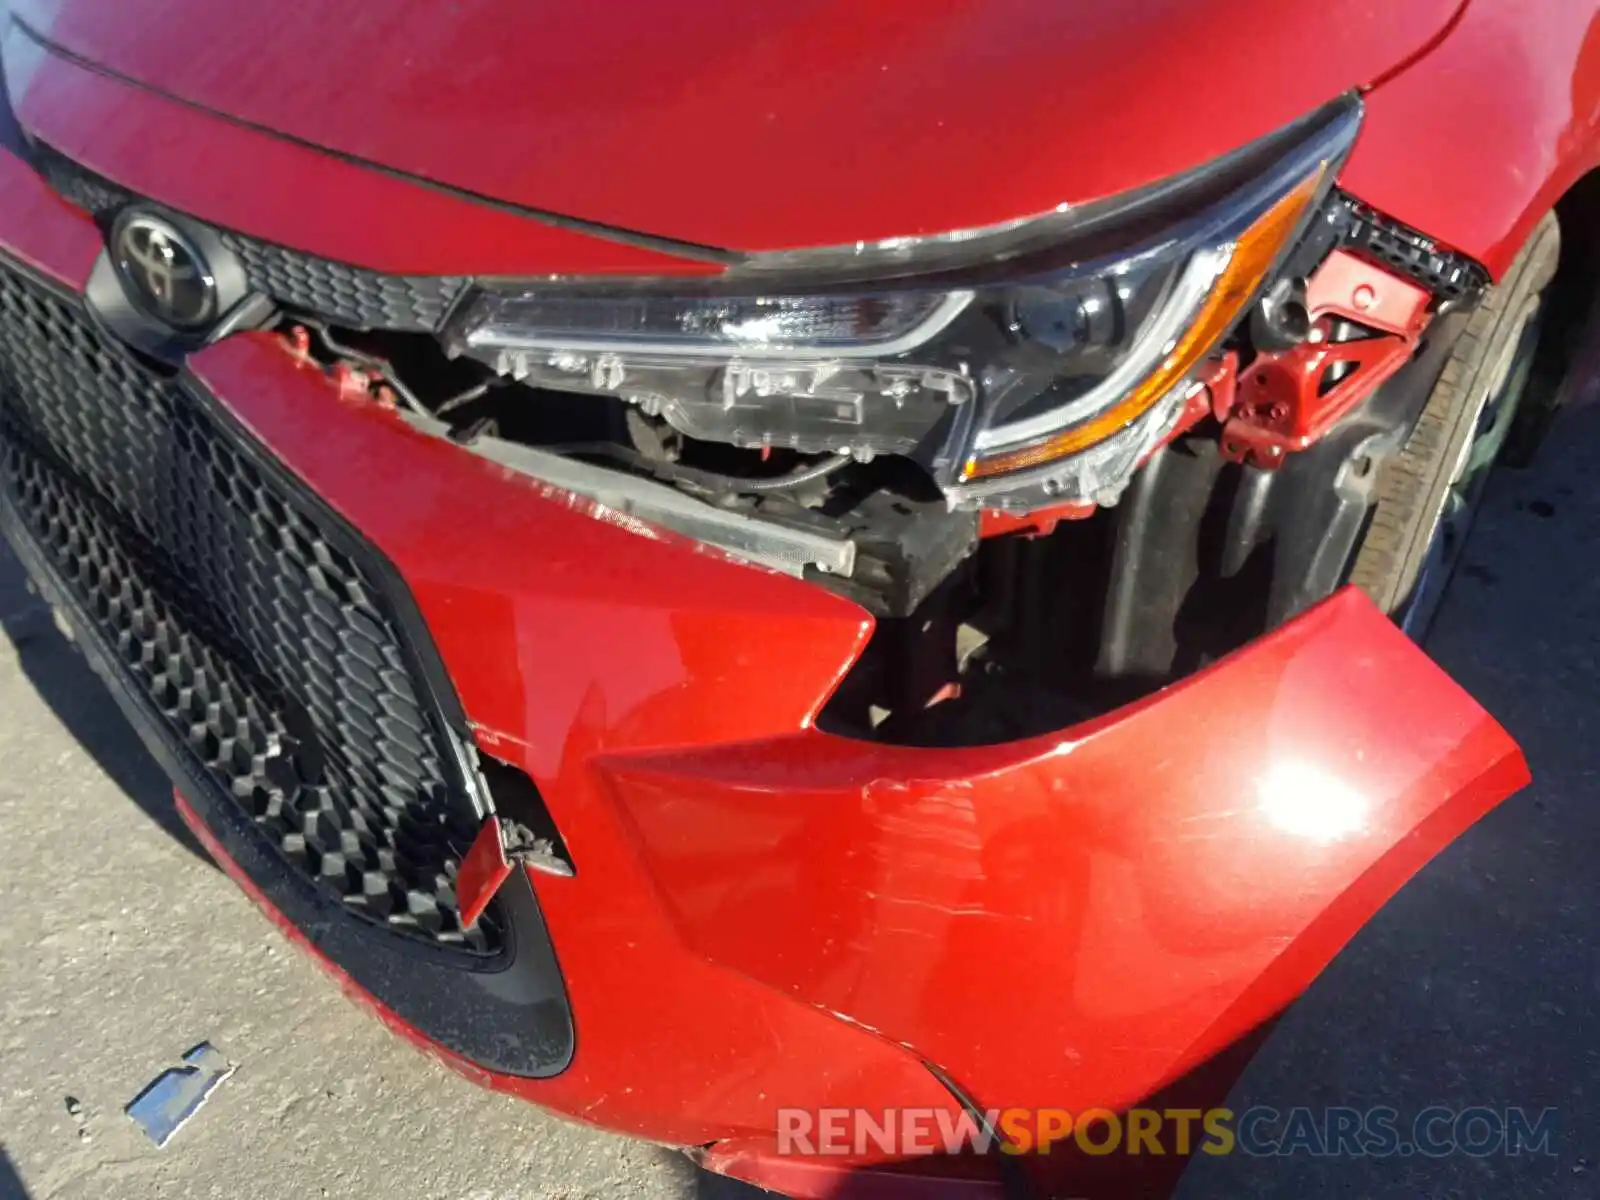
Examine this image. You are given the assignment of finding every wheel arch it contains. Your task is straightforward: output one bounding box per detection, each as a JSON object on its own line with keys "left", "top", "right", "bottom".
{"left": 1499, "top": 168, "right": 1600, "bottom": 466}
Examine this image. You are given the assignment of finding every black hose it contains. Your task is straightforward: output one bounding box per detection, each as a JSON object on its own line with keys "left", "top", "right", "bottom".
{"left": 547, "top": 441, "right": 853, "bottom": 495}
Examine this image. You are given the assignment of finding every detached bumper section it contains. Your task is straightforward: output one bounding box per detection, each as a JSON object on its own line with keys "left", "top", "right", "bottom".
{"left": 603, "top": 589, "right": 1528, "bottom": 1117}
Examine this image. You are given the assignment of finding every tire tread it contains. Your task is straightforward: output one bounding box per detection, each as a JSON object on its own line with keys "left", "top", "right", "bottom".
{"left": 1347, "top": 214, "right": 1561, "bottom": 613}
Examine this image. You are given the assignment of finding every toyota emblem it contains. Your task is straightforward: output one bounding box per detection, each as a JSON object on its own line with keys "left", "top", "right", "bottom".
{"left": 110, "top": 211, "right": 219, "bottom": 331}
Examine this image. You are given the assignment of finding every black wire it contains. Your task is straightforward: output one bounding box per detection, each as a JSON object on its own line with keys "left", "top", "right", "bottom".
{"left": 435, "top": 381, "right": 496, "bottom": 416}
{"left": 296, "top": 320, "right": 430, "bottom": 416}
{"left": 547, "top": 441, "right": 852, "bottom": 495}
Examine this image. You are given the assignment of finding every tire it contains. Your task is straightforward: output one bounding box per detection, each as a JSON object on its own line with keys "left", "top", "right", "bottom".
{"left": 1347, "top": 212, "right": 1560, "bottom": 630}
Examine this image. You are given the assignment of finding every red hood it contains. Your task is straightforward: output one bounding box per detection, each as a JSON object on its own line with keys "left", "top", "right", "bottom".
{"left": 11, "top": 0, "right": 1462, "bottom": 253}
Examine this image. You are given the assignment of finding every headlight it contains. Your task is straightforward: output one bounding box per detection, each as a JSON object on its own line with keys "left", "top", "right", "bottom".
{"left": 445, "top": 98, "right": 1361, "bottom": 511}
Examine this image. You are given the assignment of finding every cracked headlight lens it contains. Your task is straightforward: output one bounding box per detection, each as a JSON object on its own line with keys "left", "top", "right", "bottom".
{"left": 446, "top": 98, "right": 1361, "bottom": 511}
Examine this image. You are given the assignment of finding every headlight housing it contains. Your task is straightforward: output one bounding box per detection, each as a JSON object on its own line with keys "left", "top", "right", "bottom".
{"left": 445, "top": 98, "right": 1361, "bottom": 512}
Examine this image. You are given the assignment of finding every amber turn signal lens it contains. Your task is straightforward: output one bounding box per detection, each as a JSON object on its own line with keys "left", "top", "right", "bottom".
{"left": 962, "top": 167, "right": 1328, "bottom": 481}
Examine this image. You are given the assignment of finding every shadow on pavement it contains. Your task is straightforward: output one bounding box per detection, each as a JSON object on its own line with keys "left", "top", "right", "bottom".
{"left": 0, "top": 544, "right": 211, "bottom": 868}
{"left": 695, "top": 1170, "right": 780, "bottom": 1199}
{"left": 0, "top": 1148, "right": 29, "bottom": 1200}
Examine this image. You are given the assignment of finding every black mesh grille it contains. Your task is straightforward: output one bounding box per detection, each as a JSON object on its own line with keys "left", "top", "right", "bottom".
{"left": 0, "top": 259, "right": 499, "bottom": 955}
{"left": 30, "top": 143, "right": 467, "bottom": 332}
{"left": 216, "top": 232, "right": 466, "bottom": 331}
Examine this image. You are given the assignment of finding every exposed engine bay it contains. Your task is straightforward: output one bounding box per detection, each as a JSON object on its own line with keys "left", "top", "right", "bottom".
{"left": 267, "top": 102, "right": 1488, "bottom": 748}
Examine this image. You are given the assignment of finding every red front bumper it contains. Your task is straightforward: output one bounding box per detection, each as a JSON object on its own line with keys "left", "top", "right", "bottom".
{"left": 0, "top": 106, "right": 1529, "bottom": 1198}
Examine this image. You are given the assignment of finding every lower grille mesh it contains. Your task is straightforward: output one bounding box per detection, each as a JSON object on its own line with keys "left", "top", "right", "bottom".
{"left": 0, "top": 260, "right": 499, "bottom": 955}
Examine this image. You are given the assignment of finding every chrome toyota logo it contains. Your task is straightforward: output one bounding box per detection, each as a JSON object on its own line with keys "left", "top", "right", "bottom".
{"left": 111, "top": 212, "right": 218, "bottom": 330}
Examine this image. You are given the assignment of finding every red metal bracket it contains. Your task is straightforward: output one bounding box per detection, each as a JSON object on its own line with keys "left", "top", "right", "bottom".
{"left": 978, "top": 500, "right": 1097, "bottom": 539}
{"left": 1221, "top": 251, "right": 1432, "bottom": 469}
{"left": 455, "top": 819, "right": 513, "bottom": 930}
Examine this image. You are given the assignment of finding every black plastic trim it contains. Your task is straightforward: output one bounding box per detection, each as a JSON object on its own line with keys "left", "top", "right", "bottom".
{"left": 1092, "top": 311, "right": 1471, "bottom": 688}
{"left": 0, "top": 28, "right": 23, "bottom": 159}
{"left": 1333, "top": 193, "right": 1491, "bottom": 305}
{"left": 920, "top": 1062, "right": 1037, "bottom": 1199}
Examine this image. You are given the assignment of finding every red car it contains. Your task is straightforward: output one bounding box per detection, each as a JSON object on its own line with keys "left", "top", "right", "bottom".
{"left": 0, "top": 0, "right": 1589, "bottom": 1195}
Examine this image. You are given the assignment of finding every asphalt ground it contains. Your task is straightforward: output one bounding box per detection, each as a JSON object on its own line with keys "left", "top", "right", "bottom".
{"left": 2, "top": 403, "right": 1597, "bottom": 1199}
